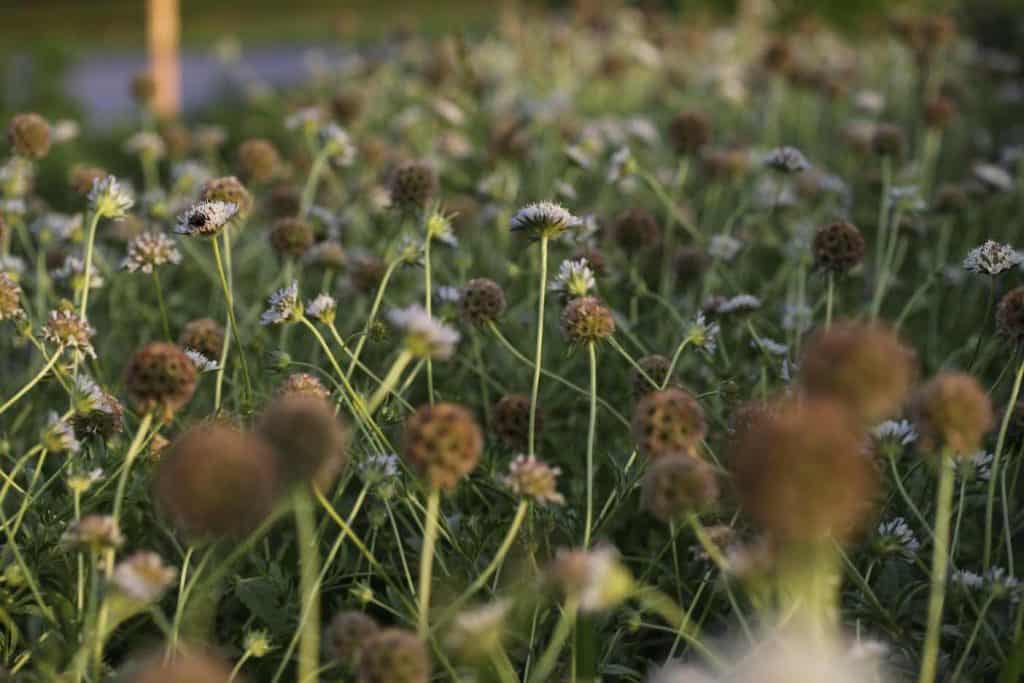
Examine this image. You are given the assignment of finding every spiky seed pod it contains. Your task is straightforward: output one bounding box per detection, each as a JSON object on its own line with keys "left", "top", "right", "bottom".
{"left": 492, "top": 394, "right": 541, "bottom": 450}
{"left": 358, "top": 628, "right": 430, "bottom": 683}
{"left": 632, "top": 388, "right": 707, "bottom": 459}
{"left": 269, "top": 183, "right": 301, "bottom": 218}
{"left": 178, "top": 318, "right": 226, "bottom": 360}
{"left": 632, "top": 354, "right": 675, "bottom": 398}
{"left": 332, "top": 88, "right": 366, "bottom": 124}
{"left": 200, "top": 176, "right": 254, "bottom": 219}
{"left": 120, "top": 645, "right": 237, "bottom": 683}
{"left": 872, "top": 123, "right": 906, "bottom": 158}
{"left": 674, "top": 246, "right": 711, "bottom": 286}
{"left": 388, "top": 161, "right": 437, "bottom": 212}
{"left": 278, "top": 372, "right": 330, "bottom": 400}
{"left": 458, "top": 278, "right": 506, "bottom": 326}
{"left": 812, "top": 221, "right": 865, "bottom": 275}
{"left": 997, "top": 287, "right": 1024, "bottom": 345}
{"left": 668, "top": 111, "right": 711, "bottom": 156}
{"left": 155, "top": 422, "right": 279, "bottom": 539}
{"left": 257, "top": 394, "right": 349, "bottom": 490}
{"left": 325, "top": 610, "right": 379, "bottom": 667}
{"left": 642, "top": 455, "right": 719, "bottom": 523}
{"left": 402, "top": 403, "right": 483, "bottom": 490}
{"left": 911, "top": 372, "right": 994, "bottom": 457}
{"left": 610, "top": 207, "right": 660, "bottom": 253}
{"left": 7, "top": 113, "right": 50, "bottom": 159}
{"left": 924, "top": 96, "right": 957, "bottom": 129}
{"left": 269, "top": 217, "right": 314, "bottom": 259}
{"left": 123, "top": 342, "right": 197, "bottom": 420}
{"left": 237, "top": 138, "right": 281, "bottom": 183}
{"left": 729, "top": 397, "right": 876, "bottom": 542}
{"left": 799, "top": 321, "right": 916, "bottom": 424}
{"left": 69, "top": 164, "right": 108, "bottom": 196}
{"left": 561, "top": 296, "right": 615, "bottom": 345}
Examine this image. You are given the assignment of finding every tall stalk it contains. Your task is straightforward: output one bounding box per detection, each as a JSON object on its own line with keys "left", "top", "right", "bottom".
{"left": 528, "top": 235, "right": 549, "bottom": 457}
{"left": 920, "top": 450, "right": 955, "bottom": 683}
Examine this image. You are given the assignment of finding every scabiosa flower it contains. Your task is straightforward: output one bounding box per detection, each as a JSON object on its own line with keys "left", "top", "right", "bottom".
{"left": 548, "top": 546, "right": 633, "bottom": 612}
{"left": 325, "top": 610, "right": 379, "bottom": 667}
{"left": 88, "top": 175, "right": 134, "bottom": 219}
{"left": 123, "top": 342, "right": 197, "bottom": 420}
{"left": 276, "top": 372, "right": 329, "bottom": 401}
{"left": 799, "top": 321, "right": 916, "bottom": 424}
{"left": 961, "top": 450, "right": 994, "bottom": 481}
{"left": 0, "top": 272, "right": 24, "bottom": 321}
{"left": 813, "top": 221, "right": 865, "bottom": 275}
{"left": 200, "top": 175, "right": 253, "bottom": 218}
{"left": 260, "top": 281, "right": 302, "bottom": 326}
{"left": 7, "top": 112, "right": 50, "bottom": 158}
{"left": 872, "top": 419, "right": 918, "bottom": 447}
{"left": 504, "top": 455, "right": 564, "bottom": 505}
{"left": 70, "top": 376, "right": 124, "bottom": 442}
{"left": 184, "top": 348, "right": 219, "bottom": 373}
{"left": 403, "top": 402, "right": 483, "bottom": 490}
{"left": 175, "top": 200, "right": 238, "bottom": 237}
{"left": 550, "top": 259, "right": 596, "bottom": 299}
{"left": 708, "top": 234, "right": 742, "bottom": 261}
{"left": 388, "top": 160, "right": 437, "bottom": 212}
{"left": 632, "top": 354, "right": 675, "bottom": 398}
{"left": 642, "top": 455, "right": 719, "bottom": 523}
{"left": 305, "top": 293, "right": 337, "bottom": 325}
{"left": 510, "top": 201, "right": 582, "bottom": 240}
{"left": 62, "top": 514, "right": 124, "bottom": 551}
{"left": 458, "top": 278, "right": 506, "bottom": 326}
{"left": 764, "top": 146, "right": 811, "bottom": 173}
{"left": 236, "top": 137, "right": 280, "bottom": 182}
{"left": 52, "top": 255, "right": 104, "bottom": 292}
{"left": 984, "top": 567, "right": 1022, "bottom": 601}
{"left": 493, "top": 394, "right": 542, "bottom": 451}
{"left": 911, "top": 372, "right": 994, "bottom": 457}
{"left": 951, "top": 569, "right": 984, "bottom": 591}
{"left": 359, "top": 453, "right": 400, "bottom": 484}
{"left": 875, "top": 517, "right": 921, "bottom": 561}
{"left": 388, "top": 305, "right": 461, "bottom": 359}
{"left": 730, "top": 396, "right": 877, "bottom": 542}
{"left": 964, "top": 241, "right": 1022, "bottom": 276}
{"left": 319, "top": 123, "right": 356, "bottom": 165}
{"left": 611, "top": 207, "right": 660, "bottom": 253}
{"left": 359, "top": 628, "right": 430, "bottom": 683}
{"left": 121, "top": 232, "right": 182, "bottom": 273}
{"left": 42, "top": 411, "right": 80, "bottom": 454}
{"left": 111, "top": 552, "right": 177, "bottom": 603}
{"left": 156, "top": 421, "right": 279, "bottom": 539}
{"left": 606, "top": 146, "right": 636, "bottom": 184}
{"left": 178, "top": 318, "right": 225, "bottom": 359}
{"left": 43, "top": 309, "right": 96, "bottom": 358}
{"left": 632, "top": 388, "right": 707, "bottom": 459}
{"left": 561, "top": 296, "right": 615, "bottom": 345}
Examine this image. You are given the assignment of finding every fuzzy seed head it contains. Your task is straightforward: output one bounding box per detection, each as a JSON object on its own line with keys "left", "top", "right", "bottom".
{"left": 642, "top": 455, "right": 719, "bottom": 523}
{"left": 111, "top": 551, "right": 177, "bottom": 603}
{"left": 632, "top": 388, "right": 707, "bottom": 459}
{"left": 998, "top": 287, "right": 1024, "bottom": 344}
{"left": 611, "top": 207, "right": 660, "bottom": 253}
{"left": 872, "top": 123, "right": 906, "bottom": 158}
{"left": 199, "top": 176, "right": 253, "bottom": 219}
{"left": 911, "top": 372, "right": 994, "bottom": 457}
{"left": 43, "top": 309, "right": 96, "bottom": 358}
{"left": 237, "top": 138, "right": 281, "bottom": 182}
{"left": 504, "top": 455, "right": 564, "bottom": 505}
{"left": 632, "top": 354, "right": 675, "bottom": 398}
{"left": 62, "top": 514, "right": 124, "bottom": 551}
{"left": 492, "top": 394, "right": 541, "bottom": 450}
{"left": 178, "top": 318, "right": 225, "bottom": 360}
{"left": 359, "top": 628, "right": 430, "bottom": 683}
{"left": 561, "top": 296, "right": 615, "bottom": 345}
{"left": 668, "top": 111, "right": 711, "bottom": 155}
{"left": 258, "top": 394, "right": 349, "bottom": 490}
{"left": 120, "top": 646, "right": 236, "bottom": 683}
{"left": 7, "top": 113, "right": 50, "bottom": 159}
{"left": 123, "top": 342, "right": 197, "bottom": 420}
{"left": 277, "top": 372, "right": 330, "bottom": 401}
{"left": 325, "top": 610, "right": 379, "bottom": 666}
{"left": 269, "top": 217, "right": 314, "bottom": 258}
{"left": 812, "top": 222, "right": 865, "bottom": 275}
{"left": 402, "top": 402, "right": 483, "bottom": 490}
{"left": 389, "top": 161, "right": 437, "bottom": 211}
{"left": 459, "top": 278, "right": 506, "bottom": 326}
{"left": 0, "top": 272, "right": 23, "bottom": 321}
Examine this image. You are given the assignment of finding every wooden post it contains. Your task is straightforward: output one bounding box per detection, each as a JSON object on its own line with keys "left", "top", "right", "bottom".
{"left": 147, "top": 0, "right": 181, "bottom": 118}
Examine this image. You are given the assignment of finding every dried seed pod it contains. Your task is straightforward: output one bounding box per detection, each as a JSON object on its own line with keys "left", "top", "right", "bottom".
{"left": 911, "top": 372, "right": 994, "bottom": 457}
{"left": 632, "top": 388, "right": 706, "bottom": 459}
{"left": 561, "top": 296, "right": 615, "bottom": 345}
{"left": 269, "top": 217, "right": 315, "bottom": 259}
{"left": 237, "top": 138, "right": 281, "bottom": 183}
{"left": 178, "top": 318, "right": 226, "bottom": 360}
{"left": 492, "top": 394, "right": 541, "bottom": 451}
{"left": 402, "top": 403, "right": 482, "bottom": 490}
{"left": 7, "top": 113, "right": 50, "bottom": 159}
{"left": 459, "top": 278, "right": 506, "bottom": 326}
{"left": 642, "top": 455, "right": 719, "bottom": 523}
{"left": 812, "top": 222, "right": 865, "bottom": 275}
{"left": 123, "top": 342, "right": 197, "bottom": 420}
{"left": 325, "top": 610, "right": 379, "bottom": 667}
{"left": 359, "top": 628, "right": 430, "bottom": 683}
{"left": 389, "top": 161, "right": 437, "bottom": 212}
{"left": 257, "top": 394, "right": 349, "bottom": 490}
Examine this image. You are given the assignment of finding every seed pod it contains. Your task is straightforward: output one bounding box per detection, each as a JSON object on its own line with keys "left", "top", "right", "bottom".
{"left": 325, "top": 610, "right": 379, "bottom": 667}
{"left": 178, "top": 318, "right": 226, "bottom": 360}
{"left": 561, "top": 296, "right": 615, "bottom": 345}
{"left": 277, "top": 372, "right": 330, "bottom": 401}
{"left": 257, "top": 394, "right": 349, "bottom": 490}
{"left": 458, "top": 278, "right": 506, "bottom": 326}
{"left": 388, "top": 161, "right": 437, "bottom": 212}
{"left": 237, "top": 138, "right": 281, "bottom": 183}
{"left": 7, "top": 113, "right": 50, "bottom": 159}
{"left": 120, "top": 645, "right": 238, "bottom": 682}
{"left": 123, "top": 342, "right": 197, "bottom": 421}
{"left": 611, "top": 207, "right": 660, "bottom": 253}
{"left": 359, "top": 628, "right": 430, "bottom": 683}
{"left": 642, "top": 455, "right": 719, "bottom": 523}
{"left": 402, "top": 403, "right": 482, "bottom": 490}
{"left": 200, "top": 176, "right": 254, "bottom": 219}
{"left": 812, "top": 221, "right": 865, "bottom": 275}
{"left": 997, "top": 286, "right": 1024, "bottom": 345}
{"left": 269, "top": 217, "right": 314, "bottom": 259}
{"left": 911, "top": 372, "right": 994, "bottom": 457}
{"left": 632, "top": 388, "right": 706, "bottom": 459}
{"left": 632, "top": 354, "right": 675, "bottom": 398}
{"left": 492, "top": 394, "right": 541, "bottom": 451}
{"left": 668, "top": 111, "right": 710, "bottom": 156}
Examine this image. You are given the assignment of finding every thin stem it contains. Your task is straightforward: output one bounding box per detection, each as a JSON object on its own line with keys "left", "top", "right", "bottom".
{"left": 662, "top": 338, "right": 691, "bottom": 389}
{"left": 984, "top": 355, "right": 1024, "bottom": 569}
{"left": 0, "top": 348, "right": 62, "bottom": 417}
{"left": 825, "top": 272, "right": 834, "bottom": 328}
{"left": 299, "top": 148, "right": 329, "bottom": 219}
{"left": 418, "top": 487, "right": 441, "bottom": 637}
{"left": 367, "top": 350, "right": 414, "bottom": 415}
{"left": 919, "top": 451, "right": 955, "bottom": 683}
{"left": 424, "top": 232, "right": 435, "bottom": 405}
{"left": 687, "top": 514, "right": 729, "bottom": 572}
{"left": 346, "top": 257, "right": 402, "bottom": 379}
{"left": 528, "top": 236, "right": 549, "bottom": 457}
{"left": 78, "top": 210, "right": 102, "bottom": 320}
{"left": 111, "top": 413, "right": 154, "bottom": 525}
{"left": 153, "top": 270, "right": 171, "bottom": 340}
{"left": 211, "top": 235, "right": 252, "bottom": 402}
{"left": 527, "top": 599, "right": 579, "bottom": 683}
{"left": 584, "top": 342, "right": 598, "bottom": 549}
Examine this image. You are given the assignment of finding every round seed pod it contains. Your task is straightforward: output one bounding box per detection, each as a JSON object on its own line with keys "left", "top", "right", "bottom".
{"left": 492, "top": 394, "right": 541, "bottom": 451}
{"left": 120, "top": 645, "right": 238, "bottom": 682}
{"left": 997, "top": 286, "right": 1024, "bottom": 345}
{"left": 812, "top": 221, "right": 865, "bottom": 275}
{"left": 269, "top": 217, "right": 314, "bottom": 259}
{"left": 69, "top": 164, "right": 108, "bottom": 196}
{"left": 7, "top": 113, "right": 50, "bottom": 159}
{"left": 155, "top": 422, "right": 279, "bottom": 540}
{"left": 237, "top": 138, "right": 281, "bottom": 183}
{"left": 71, "top": 390, "right": 124, "bottom": 443}
{"left": 632, "top": 388, "right": 706, "bottom": 459}
{"left": 332, "top": 88, "right": 366, "bottom": 125}
{"left": 668, "top": 111, "right": 710, "bottom": 156}
{"left": 933, "top": 184, "right": 969, "bottom": 213}
{"left": 729, "top": 396, "right": 876, "bottom": 542}
{"left": 160, "top": 122, "right": 192, "bottom": 159}
{"left": 200, "top": 176, "right": 254, "bottom": 219}
{"left": 642, "top": 455, "right": 719, "bottom": 523}
{"left": 674, "top": 246, "right": 711, "bottom": 287}
{"left": 632, "top": 354, "right": 675, "bottom": 398}
{"left": 359, "top": 628, "right": 430, "bottom": 683}
{"left": 269, "top": 183, "right": 301, "bottom": 218}
{"left": 123, "top": 343, "right": 197, "bottom": 421}
{"left": 911, "top": 372, "right": 994, "bottom": 457}
{"left": 872, "top": 123, "right": 906, "bottom": 158}
{"left": 611, "top": 207, "right": 660, "bottom": 253}
{"left": 561, "top": 296, "right": 615, "bottom": 345}
{"left": 257, "top": 394, "right": 349, "bottom": 491}
{"left": 277, "top": 372, "right": 330, "bottom": 401}
{"left": 325, "top": 610, "right": 379, "bottom": 667}
{"left": 458, "top": 278, "right": 506, "bottom": 326}
{"left": 178, "top": 318, "right": 226, "bottom": 360}
{"left": 388, "top": 161, "right": 437, "bottom": 212}
{"left": 799, "top": 320, "right": 916, "bottom": 425}
{"left": 402, "top": 403, "right": 482, "bottom": 490}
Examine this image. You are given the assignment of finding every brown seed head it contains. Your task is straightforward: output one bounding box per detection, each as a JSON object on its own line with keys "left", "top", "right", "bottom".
{"left": 257, "top": 394, "right": 349, "bottom": 490}
{"left": 237, "top": 138, "right": 281, "bottom": 183}
{"left": 178, "top": 318, "right": 226, "bottom": 360}
{"left": 389, "top": 161, "right": 438, "bottom": 212}
{"left": 632, "top": 388, "right": 707, "bottom": 459}
{"left": 124, "top": 342, "right": 197, "bottom": 420}
{"left": 668, "top": 111, "right": 711, "bottom": 156}
{"left": 269, "top": 183, "right": 301, "bottom": 218}
{"left": 69, "top": 164, "right": 108, "bottom": 196}
{"left": 872, "top": 123, "right": 906, "bottom": 158}
{"left": 459, "top": 278, "right": 506, "bottom": 326}
{"left": 561, "top": 296, "right": 615, "bottom": 345}
{"left": 492, "top": 394, "right": 541, "bottom": 451}
{"left": 119, "top": 645, "right": 237, "bottom": 683}
{"left": 200, "top": 176, "right": 254, "bottom": 219}
{"left": 269, "top": 217, "right": 314, "bottom": 259}
{"left": 325, "top": 610, "right": 379, "bottom": 667}
{"left": 674, "top": 246, "right": 711, "bottom": 286}
{"left": 359, "top": 628, "right": 430, "bottom": 683}
{"left": 332, "top": 88, "right": 366, "bottom": 124}
{"left": 402, "top": 403, "right": 482, "bottom": 490}
{"left": 911, "top": 372, "right": 994, "bottom": 457}
{"left": 924, "top": 96, "right": 957, "bottom": 129}
{"left": 632, "top": 354, "right": 676, "bottom": 398}
{"left": 642, "top": 455, "right": 719, "bottom": 523}
{"left": 7, "top": 113, "right": 50, "bottom": 159}
{"left": 812, "top": 221, "right": 865, "bottom": 275}
{"left": 278, "top": 372, "right": 330, "bottom": 401}
{"left": 611, "top": 207, "right": 660, "bottom": 253}
{"left": 997, "top": 286, "right": 1024, "bottom": 345}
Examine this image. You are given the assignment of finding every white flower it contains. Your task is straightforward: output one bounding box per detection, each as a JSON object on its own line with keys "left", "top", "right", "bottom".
{"left": 111, "top": 551, "right": 177, "bottom": 603}
{"left": 973, "top": 163, "right": 1014, "bottom": 193}
{"left": 43, "top": 309, "right": 96, "bottom": 358}
{"left": 962, "top": 450, "right": 994, "bottom": 481}
{"left": 42, "top": 412, "right": 80, "bottom": 454}
{"left": 876, "top": 517, "right": 920, "bottom": 560}
{"left": 52, "top": 255, "right": 104, "bottom": 291}
{"left": 550, "top": 259, "right": 596, "bottom": 298}
{"left": 687, "top": 312, "right": 719, "bottom": 354}
{"left": 123, "top": 131, "right": 166, "bottom": 159}
{"left": 575, "top": 547, "right": 634, "bottom": 612}
{"left": 963, "top": 240, "right": 1022, "bottom": 276}
{"left": 751, "top": 337, "right": 788, "bottom": 356}
{"left": 984, "top": 567, "right": 1021, "bottom": 601}
{"left": 708, "top": 234, "right": 742, "bottom": 261}
{"left": 171, "top": 161, "right": 212, "bottom": 194}
{"left": 886, "top": 185, "right": 927, "bottom": 213}
{"left": 32, "top": 212, "right": 82, "bottom": 242}
{"left": 782, "top": 303, "right": 812, "bottom": 331}
{"left": 715, "top": 294, "right": 761, "bottom": 314}
{"left": 359, "top": 453, "right": 400, "bottom": 483}
{"left": 89, "top": 176, "right": 134, "bottom": 219}
{"left": 503, "top": 455, "right": 565, "bottom": 505}
{"left": 51, "top": 119, "right": 80, "bottom": 144}
{"left": 0, "top": 199, "right": 26, "bottom": 216}
{"left": 951, "top": 569, "right": 984, "bottom": 590}
{"left": 854, "top": 90, "right": 885, "bottom": 114}
{"left": 387, "top": 304, "right": 460, "bottom": 360}
{"left": 305, "top": 293, "right": 337, "bottom": 324}
{"left": 318, "top": 123, "right": 356, "bottom": 165}
{"left": 764, "top": 146, "right": 811, "bottom": 174}
{"left": 435, "top": 285, "right": 461, "bottom": 304}
{"left": 184, "top": 348, "right": 219, "bottom": 373}
{"left": 510, "top": 201, "right": 582, "bottom": 238}
{"left": 446, "top": 599, "right": 512, "bottom": 658}
{"left": 431, "top": 97, "right": 466, "bottom": 126}
{"left": 606, "top": 146, "right": 635, "bottom": 184}
{"left": 175, "top": 200, "right": 238, "bottom": 236}
{"left": 122, "top": 232, "right": 182, "bottom": 273}
{"left": 260, "top": 281, "right": 302, "bottom": 326}
{"left": 872, "top": 419, "right": 918, "bottom": 446}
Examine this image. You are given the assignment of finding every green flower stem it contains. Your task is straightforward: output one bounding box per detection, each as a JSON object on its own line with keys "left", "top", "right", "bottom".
{"left": 424, "top": 230, "right": 435, "bottom": 405}
{"left": 527, "top": 599, "right": 579, "bottom": 683}
{"left": 228, "top": 651, "right": 252, "bottom": 683}
{"left": 293, "top": 490, "right": 320, "bottom": 683}
{"left": 211, "top": 234, "right": 252, "bottom": 405}
{"left": 110, "top": 412, "right": 155, "bottom": 531}
{"left": 984, "top": 355, "right": 1024, "bottom": 569}
{"left": 686, "top": 514, "right": 729, "bottom": 572}
{"left": 435, "top": 499, "right": 528, "bottom": 627}
{"left": 77, "top": 210, "right": 102, "bottom": 320}
{"left": 418, "top": 487, "right": 441, "bottom": 637}
{"left": 528, "top": 235, "right": 549, "bottom": 457}
{"left": 607, "top": 335, "right": 657, "bottom": 389}
{"left": 326, "top": 323, "right": 412, "bottom": 411}
{"left": 299, "top": 148, "right": 330, "bottom": 219}
{"left": 919, "top": 450, "right": 955, "bottom": 683}
{"left": 634, "top": 586, "right": 724, "bottom": 671}
{"left": 951, "top": 592, "right": 996, "bottom": 681}
{"left": 152, "top": 270, "right": 171, "bottom": 340}
{"left": 662, "top": 338, "right": 692, "bottom": 389}
{"left": 346, "top": 256, "right": 403, "bottom": 379}
{"left": 825, "top": 272, "right": 835, "bottom": 328}
{"left": 584, "top": 342, "right": 598, "bottom": 549}
{"left": 366, "top": 349, "right": 414, "bottom": 415}
{"left": 0, "top": 347, "right": 62, "bottom": 417}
